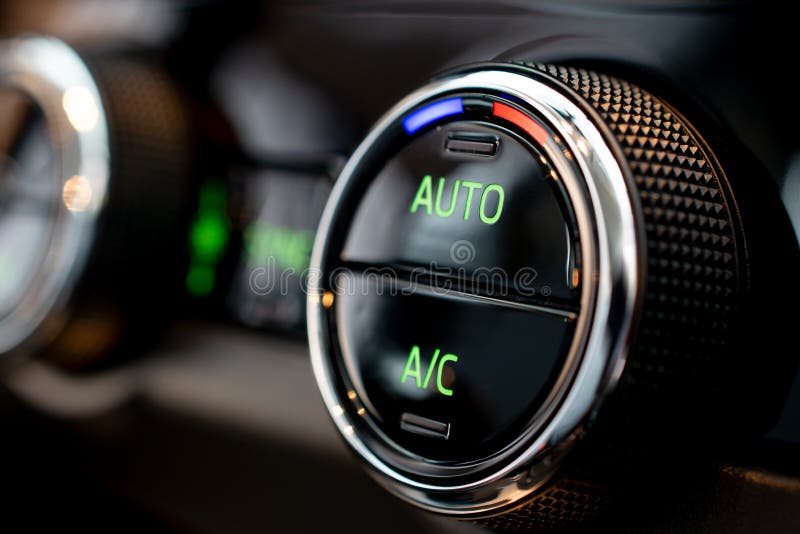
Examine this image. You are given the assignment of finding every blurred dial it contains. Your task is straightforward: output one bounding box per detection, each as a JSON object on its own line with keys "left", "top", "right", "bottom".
{"left": 0, "top": 88, "right": 57, "bottom": 318}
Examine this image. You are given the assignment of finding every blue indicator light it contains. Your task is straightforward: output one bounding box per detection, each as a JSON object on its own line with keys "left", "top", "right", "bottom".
{"left": 402, "top": 98, "right": 464, "bottom": 134}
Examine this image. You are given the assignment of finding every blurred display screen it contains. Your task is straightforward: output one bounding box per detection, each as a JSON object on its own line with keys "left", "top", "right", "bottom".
{"left": 228, "top": 169, "right": 330, "bottom": 331}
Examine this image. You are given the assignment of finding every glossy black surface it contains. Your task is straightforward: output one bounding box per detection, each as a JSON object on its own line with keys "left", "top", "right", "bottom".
{"left": 328, "top": 100, "right": 582, "bottom": 462}
{"left": 343, "top": 120, "right": 579, "bottom": 304}
{"left": 336, "top": 275, "right": 573, "bottom": 462}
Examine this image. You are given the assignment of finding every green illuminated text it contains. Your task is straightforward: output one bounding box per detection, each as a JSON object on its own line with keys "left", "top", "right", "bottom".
{"left": 245, "top": 222, "right": 314, "bottom": 272}
{"left": 409, "top": 175, "right": 504, "bottom": 225}
{"left": 400, "top": 345, "right": 459, "bottom": 397}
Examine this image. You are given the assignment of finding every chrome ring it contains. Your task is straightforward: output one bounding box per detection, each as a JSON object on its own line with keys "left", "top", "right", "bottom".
{"left": 308, "top": 67, "right": 641, "bottom": 516}
{"left": 0, "top": 37, "right": 110, "bottom": 360}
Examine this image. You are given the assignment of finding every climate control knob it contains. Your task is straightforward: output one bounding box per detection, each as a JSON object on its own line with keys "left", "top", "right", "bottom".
{"left": 0, "top": 37, "right": 192, "bottom": 369}
{"left": 307, "top": 63, "right": 768, "bottom": 528}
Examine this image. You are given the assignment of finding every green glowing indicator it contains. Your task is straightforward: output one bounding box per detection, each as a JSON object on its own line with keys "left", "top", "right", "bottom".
{"left": 191, "top": 216, "right": 228, "bottom": 263}
{"left": 461, "top": 180, "right": 482, "bottom": 221}
{"left": 400, "top": 345, "right": 459, "bottom": 397}
{"left": 186, "top": 180, "right": 230, "bottom": 297}
{"left": 186, "top": 264, "right": 215, "bottom": 297}
{"left": 410, "top": 175, "right": 433, "bottom": 215}
{"left": 435, "top": 177, "right": 457, "bottom": 217}
{"left": 245, "top": 222, "right": 314, "bottom": 272}
{"left": 409, "top": 175, "right": 504, "bottom": 225}
{"left": 480, "top": 183, "right": 504, "bottom": 224}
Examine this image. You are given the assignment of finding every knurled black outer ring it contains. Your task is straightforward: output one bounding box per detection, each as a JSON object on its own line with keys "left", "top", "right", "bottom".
{"left": 44, "top": 54, "right": 194, "bottom": 369}
{"left": 475, "top": 64, "right": 745, "bottom": 531}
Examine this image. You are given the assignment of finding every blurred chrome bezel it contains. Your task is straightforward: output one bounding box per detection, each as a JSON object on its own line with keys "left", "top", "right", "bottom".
{"left": 308, "top": 66, "right": 642, "bottom": 516}
{"left": 0, "top": 36, "right": 110, "bottom": 361}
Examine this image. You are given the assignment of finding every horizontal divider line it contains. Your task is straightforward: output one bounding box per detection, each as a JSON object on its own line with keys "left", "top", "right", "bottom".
{"left": 331, "top": 260, "right": 579, "bottom": 321}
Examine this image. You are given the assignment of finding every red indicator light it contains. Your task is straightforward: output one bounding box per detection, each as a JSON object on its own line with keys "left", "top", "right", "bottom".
{"left": 492, "top": 102, "right": 549, "bottom": 146}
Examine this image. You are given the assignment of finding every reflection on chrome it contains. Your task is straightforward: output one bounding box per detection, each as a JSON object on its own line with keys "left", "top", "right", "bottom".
{"left": 62, "top": 174, "right": 93, "bottom": 212}
{"left": 62, "top": 86, "right": 99, "bottom": 133}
